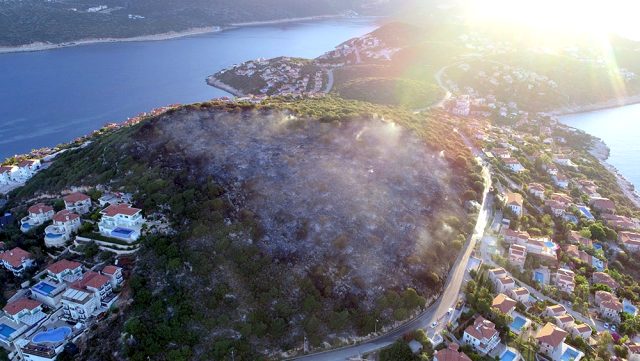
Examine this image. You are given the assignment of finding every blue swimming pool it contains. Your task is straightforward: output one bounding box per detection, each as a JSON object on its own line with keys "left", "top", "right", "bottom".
{"left": 32, "top": 327, "right": 71, "bottom": 344}
{"left": 45, "top": 232, "right": 63, "bottom": 238}
{"left": 112, "top": 227, "right": 134, "bottom": 238}
{"left": 0, "top": 324, "right": 16, "bottom": 339}
{"left": 534, "top": 271, "right": 545, "bottom": 283}
{"left": 21, "top": 222, "right": 31, "bottom": 229}
{"left": 578, "top": 206, "right": 595, "bottom": 220}
{"left": 511, "top": 316, "right": 527, "bottom": 330}
{"left": 545, "top": 241, "right": 557, "bottom": 249}
{"left": 561, "top": 347, "right": 581, "bottom": 361}
{"left": 33, "top": 282, "right": 56, "bottom": 296}
{"left": 501, "top": 350, "right": 517, "bottom": 361}
{"left": 594, "top": 243, "right": 603, "bottom": 250}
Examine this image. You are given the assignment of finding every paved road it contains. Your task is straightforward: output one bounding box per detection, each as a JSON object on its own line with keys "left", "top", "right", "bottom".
{"left": 292, "top": 165, "right": 493, "bottom": 361}
{"left": 324, "top": 69, "right": 335, "bottom": 93}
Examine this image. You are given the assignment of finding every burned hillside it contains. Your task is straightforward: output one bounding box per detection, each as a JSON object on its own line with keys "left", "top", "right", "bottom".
{"left": 14, "top": 98, "right": 480, "bottom": 360}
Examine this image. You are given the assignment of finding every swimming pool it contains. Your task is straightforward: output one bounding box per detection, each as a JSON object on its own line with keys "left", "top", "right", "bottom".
{"left": 0, "top": 324, "right": 17, "bottom": 339}
{"left": 578, "top": 206, "right": 595, "bottom": 220}
{"left": 45, "top": 232, "right": 63, "bottom": 238}
{"left": 511, "top": 316, "right": 527, "bottom": 331}
{"left": 544, "top": 241, "right": 557, "bottom": 249}
{"left": 534, "top": 271, "right": 545, "bottom": 283}
{"left": 501, "top": 350, "right": 518, "bottom": 361}
{"left": 594, "top": 243, "right": 603, "bottom": 250}
{"left": 33, "top": 282, "right": 56, "bottom": 296}
{"left": 112, "top": 227, "right": 134, "bottom": 238}
{"left": 32, "top": 327, "right": 71, "bottom": 344}
{"left": 561, "top": 347, "right": 581, "bottom": 361}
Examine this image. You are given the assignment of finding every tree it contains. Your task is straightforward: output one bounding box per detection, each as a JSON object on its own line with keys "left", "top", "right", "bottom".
{"left": 379, "top": 341, "right": 417, "bottom": 361}
{"left": 596, "top": 331, "right": 613, "bottom": 359}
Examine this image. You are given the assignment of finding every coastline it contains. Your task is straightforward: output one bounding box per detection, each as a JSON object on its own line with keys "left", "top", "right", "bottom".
{"left": 587, "top": 138, "right": 640, "bottom": 208}
{"left": 548, "top": 93, "right": 640, "bottom": 116}
{"left": 0, "top": 14, "right": 360, "bottom": 54}
{"left": 206, "top": 76, "right": 246, "bottom": 97}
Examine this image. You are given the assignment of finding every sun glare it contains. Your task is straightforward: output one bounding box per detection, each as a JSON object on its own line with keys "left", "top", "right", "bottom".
{"left": 468, "top": 0, "right": 640, "bottom": 36}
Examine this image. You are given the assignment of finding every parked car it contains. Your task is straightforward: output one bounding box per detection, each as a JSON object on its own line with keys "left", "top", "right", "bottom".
{"left": 431, "top": 321, "right": 438, "bottom": 328}
{"left": 604, "top": 323, "right": 610, "bottom": 329}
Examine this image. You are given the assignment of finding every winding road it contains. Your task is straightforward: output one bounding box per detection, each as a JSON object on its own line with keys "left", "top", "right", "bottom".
{"left": 292, "top": 165, "right": 493, "bottom": 360}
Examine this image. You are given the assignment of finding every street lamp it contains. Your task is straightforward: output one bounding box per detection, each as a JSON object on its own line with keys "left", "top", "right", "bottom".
{"left": 375, "top": 319, "right": 379, "bottom": 333}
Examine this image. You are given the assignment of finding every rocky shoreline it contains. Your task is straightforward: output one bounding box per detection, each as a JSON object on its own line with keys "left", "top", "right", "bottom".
{"left": 206, "top": 76, "right": 245, "bottom": 97}
{"left": 588, "top": 137, "right": 640, "bottom": 208}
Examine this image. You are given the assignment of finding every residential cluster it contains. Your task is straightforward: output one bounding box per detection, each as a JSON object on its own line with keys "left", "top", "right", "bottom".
{"left": 0, "top": 253, "right": 125, "bottom": 360}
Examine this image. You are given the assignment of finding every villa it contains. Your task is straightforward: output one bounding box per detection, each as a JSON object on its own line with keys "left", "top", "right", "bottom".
{"left": 595, "top": 291, "right": 622, "bottom": 323}
{"left": 568, "top": 231, "right": 592, "bottom": 247}
{"left": 434, "top": 343, "right": 471, "bottom": 361}
{"left": 504, "top": 158, "right": 525, "bottom": 173}
{"left": 618, "top": 231, "right": 640, "bottom": 252}
{"left": 506, "top": 192, "right": 524, "bottom": 217}
{"left": 0, "top": 247, "right": 35, "bottom": 277}
{"left": 463, "top": 316, "right": 500, "bottom": 355}
{"left": 592, "top": 272, "right": 619, "bottom": 290}
{"left": 44, "top": 210, "right": 81, "bottom": 248}
{"left": 553, "top": 174, "right": 569, "bottom": 189}
{"left": 601, "top": 214, "right": 637, "bottom": 231}
{"left": 14, "top": 159, "right": 41, "bottom": 181}
{"left": 589, "top": 197, "right": 616, "bottom": 214}
{"left": 554, "top": 268, "right": 575, "bottom": 294}
{"left": 98, "top": 203, "right": 145, "bottom": 241}
{"left": 63, "top": 192, "right": 92, "bottom": 214}
{"left": 46, "top": 259, "right": 83, "bottom": 283}
{"left": 509, "top": 287, "right": 530, "bottom": 304}
{"left": 554, "top": 314, "right": 575, "bottom": 331}
{"left": 98, "top": 192, "right": 132, "bottom": 207}
{"left": 571, "top": 323, "right": 592, "bottom": 339}
{"left": 536, "top": 323, "right": 583, "bottom": 361}
{"left": 528, "top": 183, "right": 546, "bottom": 200}
{"left": 20, "top": 203, "right": 54, "bottom": 233}
{"left": 544, "top": 304, "right": 567, "bottom": 318}
{"left": 492, "top": 293, "right": 517, "bottom": 315}
{"left": 545, "top": 200, "right": 566, "bottom": 217}
{"left": 3, "top": 298, "right": 46, "bottom": 327}
{"left": 525, "top": 238, "right": 557, "bottom": 260}
{"left": 502, "top": 229, "right": 530, "bottom": 244}
{"left": 0, "top": 165, "right": 18, "bottom": 185}
{"left": 508, "top": 244, "right": 527, "bottom": 269}
{"left": 101, "top": 265, "right": 124, "bottom": 288}
{"left": 61, "top": 271, "right": 115, "bottom": 321}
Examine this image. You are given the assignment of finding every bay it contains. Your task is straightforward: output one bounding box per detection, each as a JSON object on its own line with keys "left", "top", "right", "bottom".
{"left": 0, "top": 18, "right": 379, "bottom": 159}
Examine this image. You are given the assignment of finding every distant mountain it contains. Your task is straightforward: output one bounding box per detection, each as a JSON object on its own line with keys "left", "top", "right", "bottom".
{"left": 0, "top": 0, "right": 412, "bottom": 47}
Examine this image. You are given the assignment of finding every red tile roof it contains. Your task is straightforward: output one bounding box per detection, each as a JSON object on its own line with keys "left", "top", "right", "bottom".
{"left": 465, "top": 316, "right": 498, "bottom": 341}
{"left": 0, "top": 247, "right": 33, "bottom": 268}
{"left": 63, "top": 192, "right": 90, "bottom": 204}
{"left": 47, "top": 259, "right": 82, "bottom": 274}
{"left": 0, "top": 166, "right": 14, "bottom": 174}
{"left": 28, "top": 203, "right": 53, "bottom": 215}
{"left": 17, "top": 160, "right": 37, "bottom": 168}
{"left": 72, "top": 271, "right": 110, "bottom": 290}
{"left": 52, "top": 210, "right": 80, "bottom": 223}
{"left": 592, "top": 272, "right": 619, "bottom": 290}
{"left": 536, "top": 322, "right": 568, "bottom": 347}
{"left": 434, "top": 344, "right": 472, "bottom": 361}
{"left": 101, "top": 203, "right": 141, "bottom": 217}
{"left": 492, "top": 294, "right": 517, "bottom": 314}
{"left": 3, "top": 298, "right": 41, "bottom": 315}
{"left": 102, "top": 265, "right": 121, "bottom": 275}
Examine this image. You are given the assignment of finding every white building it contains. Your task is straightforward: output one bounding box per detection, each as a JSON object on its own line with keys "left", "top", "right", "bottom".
{"left": 506, "top": 192, "right": 524, "bottom": 217}
{"left": 20, "top": 203, "right": 55, "bottom": 233}
{"left": 98, "top": 204, "right": 145, "bottom": 242}
{"left": 0, "top": 166, "right": 18, "bottom": 185}
{"left": 101, "top": 265, "right": 124, "bottom": 288}
{"left": 463, "top": 317, "right": 500, "bottom": 355}
{"left": 0, "top": 247, "right": 35, "bottom": 277}
{"left": 46, "top": 259, "right": 83, "bottom": 283}
{"left": 63, "top": 192, "right": 92, "bottom": 214}
{"left": 44, "top": 210, "right": 81, "bottom": 248}
{"left": 61, "top": 271, "right": 115, "bottom": 321}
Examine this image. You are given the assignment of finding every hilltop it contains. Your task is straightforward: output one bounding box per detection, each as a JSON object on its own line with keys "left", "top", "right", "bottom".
{"left": 7, "top": 97, "right": 482, "bottom": 360}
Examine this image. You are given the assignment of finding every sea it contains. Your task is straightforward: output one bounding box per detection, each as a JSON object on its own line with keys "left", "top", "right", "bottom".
{"left": 560, "top": 103, "right": 640, "bottom": 189}
{"left": 0, "top": 18, "right": 379, "bottom": 159}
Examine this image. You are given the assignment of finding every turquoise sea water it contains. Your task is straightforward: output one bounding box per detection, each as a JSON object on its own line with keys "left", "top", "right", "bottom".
{"left": 560, "top": 103, "right": 640, "bottom": 189}
{"left": 0, "top": 18, "right": 378, "bottom": 159}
